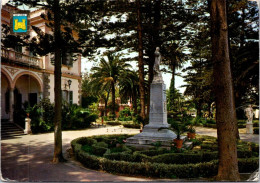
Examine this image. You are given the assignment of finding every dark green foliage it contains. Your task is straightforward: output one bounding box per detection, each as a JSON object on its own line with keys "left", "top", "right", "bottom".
{"left": 106, "top": 121, "right": 122, "bottom": 126}
{"left": 238, "top": 158, "right": 259, "bottom": 173}
{"left": 151, "top": 152, "right": 218, "bottom": 164}
{"left": 17, "top": 100, "right": 97, "bottom": 134}
{"left": 123, "top": 123, "right": 140, "bottom": 129}
{"left": 13, "top": 107, "right": 27, "bottom": 129}
{"left": 253, "top": 127, "right": 259, "bottom": 134}
{"left": 92, "top": 145, "right": 108, "bottom": 156}
{"left": 133, "top": 114, "right": 149, "bottom": 127}
{"left": 167, "top": 118, "right": 188, "bottom": 139}
{"left": 29, "top": 105, "right": 52, "bottom": 133}
{"left": 82, "top": 145, "right": 93, "bottom": 154}
{"left": 62, "top": 103, "right": 98, "bottom": 130}
{"left": 76, "top": 137, "right": 97, "bottom": 146}
{"left": 71, "top": 135, "right": 259, "bottom": 178}
{"left": 118, "top": 107, "right": 132, "bottom": 121}
{"left": 203, "top": 124, "right": 217, "bottom": 129}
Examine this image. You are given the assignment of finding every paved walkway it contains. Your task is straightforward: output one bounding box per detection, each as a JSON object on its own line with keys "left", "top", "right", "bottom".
{"left": 195, "top": 127, "right": 259, "bottom": 144}
{"left": 1, "top": 126, "right": 259, "bottom": 182}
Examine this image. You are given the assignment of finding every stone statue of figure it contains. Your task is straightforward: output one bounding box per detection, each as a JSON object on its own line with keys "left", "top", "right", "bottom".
{"left": 244, "top": 105, "right": 254, "bottom": 123}
{"left": 154, "top": 47, "right": 161, "bottom": 75}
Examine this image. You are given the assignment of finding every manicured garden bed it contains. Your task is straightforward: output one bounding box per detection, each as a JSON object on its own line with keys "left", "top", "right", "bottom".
{"left": 71, "top": 134, "right": 259, "bottom": 179}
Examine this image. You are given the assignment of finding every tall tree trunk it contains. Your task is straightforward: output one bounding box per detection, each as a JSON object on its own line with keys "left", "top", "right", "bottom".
{"left": 209, "top": 0, "right": 240, "bottom": 181}
{"left": 196, "top": 101, "right": 202, "bottom": 117}
{"left": 146, "top": 0, "right": 153, "bottom": 119}
{"left": 147, "top": 0, "right": 161, "bottom": 118}
{"left": 53, "top": 0, "right": 65, "bottom": 163}
{"left": 226, "top": 1, "right": 240, "bottom": 139}
{"left": 104, "top": 99, "right": 108, "bottom": 117}
{"left": 111, "top": 82, "right": 116, "bottom": 119}
{"left": 133, "top": 94, "right": 138, "bottom": 115}
{"left": 168, "top": 60, "right": 176, "bottom": 111}
{"left": 136, "top": 0, "right": 145, "bottom": 120}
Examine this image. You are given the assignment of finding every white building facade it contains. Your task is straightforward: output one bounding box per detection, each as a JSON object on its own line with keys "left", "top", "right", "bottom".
{"left": 1, "top": 5, "right": 82, "bottom": 122}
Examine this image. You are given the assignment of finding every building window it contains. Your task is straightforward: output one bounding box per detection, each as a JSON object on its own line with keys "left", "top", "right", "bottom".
{"left": 15, "top": 46, "right": 22, "bottom": 53}
{"left": 62, "top": 52, "right": 74, "bottom": 67}
{"left": 62, "top": 90, "right": 73, "bottom": 105}
{"left": 51, "top": 52, "right": 74, "bottom": 67}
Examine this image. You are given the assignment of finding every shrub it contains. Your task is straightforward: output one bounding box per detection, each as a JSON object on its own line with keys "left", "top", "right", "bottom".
{"left": 106, "top": 121, "right": 122, "bottom": 126}
{"left": 203, "top": 124, "right": 217, "bottom": 128}
{"left": 92, "top": 145, "right": 108, "bottom": 156}
{"left": 38, "top": 99, "right": 54, "bottom": 130}
{"left": 71, "top": 136, "right": 259, "bottom": 179}
{"left": 82, "top": 145, "right": 93, "bottom": 154}
{"left": 118, "top": 108, "right": 132, "bottom": 121}
{"left": 95, "top": 142, "right": 108, "bottom": 148}
{"left": 123, "top": 123, "right": 140, "bottom": 129}
{"left": 77, "top": 137, "right": 97, "bottom": 146}
{"left": 238, "top": 158, "right": 259, "bottom": 173}
{"left": 28, "top": 101, "right": 54, "bottom": 133}
{"left": 253, "top": 127, "right": 259, "bottom": 134}
{"left": 206, "top": 119, "right": 216, "bottom": 124}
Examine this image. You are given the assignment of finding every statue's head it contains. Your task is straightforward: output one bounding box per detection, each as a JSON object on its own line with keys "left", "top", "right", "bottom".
{"left": 155, "top": 47, "right": 160, "bottom": 52}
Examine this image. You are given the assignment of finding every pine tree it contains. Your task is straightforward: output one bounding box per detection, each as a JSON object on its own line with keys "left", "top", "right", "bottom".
{"left": 208, "top": 0, "right": 240, "bottom": 180}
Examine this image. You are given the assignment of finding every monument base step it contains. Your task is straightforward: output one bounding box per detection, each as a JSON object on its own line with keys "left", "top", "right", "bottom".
{"left": 126, "top": 134, "right": 187, "bottom": 148}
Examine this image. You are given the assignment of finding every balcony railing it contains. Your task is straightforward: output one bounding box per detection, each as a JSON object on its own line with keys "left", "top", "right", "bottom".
{"left": 1, "top": 48, "right": 43, "bottom": 69}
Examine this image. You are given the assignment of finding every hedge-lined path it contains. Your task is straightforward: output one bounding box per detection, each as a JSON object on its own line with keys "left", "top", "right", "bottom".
{"left": 195, "top": 127, "right": 259, "bottom": 144}
{"left": 1, "top": 126, "right": 179, "bottom": 182}
{"left": 1, "top": 125, "right": 258, "bottom": 182}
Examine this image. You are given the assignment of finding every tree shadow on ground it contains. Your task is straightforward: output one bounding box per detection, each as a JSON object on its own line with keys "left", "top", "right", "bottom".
{"left": 1, "top": 137, "right": 152, "bottom": 182}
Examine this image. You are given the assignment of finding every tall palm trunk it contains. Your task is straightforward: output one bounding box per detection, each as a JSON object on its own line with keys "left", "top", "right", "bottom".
{"left": 209, "top": 0, "right": 240, "bottom": 181}
{"left": 111, "top": 81, "right": 116, "bottom": 119}
{"left": 133, "top": 93, "right": 138, "bottom": 115}
{"left": 136, "top": 0, "right": 145, "bottom": 120}
{"left": 53, "top": 0, "right": 64, "bottom": 163}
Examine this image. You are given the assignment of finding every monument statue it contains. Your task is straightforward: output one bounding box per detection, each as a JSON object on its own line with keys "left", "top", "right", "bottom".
{"left": 154, "top": 47, "right": 161, "bottom": 74}
{"left": 245, "top": 105, "right": 254, "bottom": 123}
{"left": 153, "top": 47, "right": 163, "bottom": 83}
{"left": 244, "top": 104, "right": 254, "bottom": 134}
{"left": 126, "top": 46, "right": 177, "bottom": 148}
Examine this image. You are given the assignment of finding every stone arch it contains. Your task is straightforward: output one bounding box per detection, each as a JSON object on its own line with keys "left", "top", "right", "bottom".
{"left": 13, "top": 71, "right": 43, "bottom": 92}
{"left": 1, "top": 69, "right": 12, "bottom": 89}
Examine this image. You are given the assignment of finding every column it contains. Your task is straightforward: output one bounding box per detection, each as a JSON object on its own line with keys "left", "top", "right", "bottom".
{"left": 38, "top": 92, "right": 43, "bottom": 103}
{"left": 9, "top": 88, "right": 14, "bottom": 122}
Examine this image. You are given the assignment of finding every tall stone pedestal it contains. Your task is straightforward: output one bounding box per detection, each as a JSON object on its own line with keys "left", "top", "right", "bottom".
{"left": 126, "top": 79, "right": 176, "bottom": 148}
{"left": 246, "top": 122, "right": 253, "bottom": 134}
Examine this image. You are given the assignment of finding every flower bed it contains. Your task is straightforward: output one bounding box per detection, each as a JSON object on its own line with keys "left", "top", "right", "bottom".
{"left": 71, "top": 134, "right": 259, "bottom": 179}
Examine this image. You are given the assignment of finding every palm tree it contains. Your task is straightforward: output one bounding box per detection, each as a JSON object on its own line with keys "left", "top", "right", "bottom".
{"left": 119, "top": 71, "right": 139, "bottom": 115}
{"left": 91, "top": 53, "right": 131, "bottom": 119}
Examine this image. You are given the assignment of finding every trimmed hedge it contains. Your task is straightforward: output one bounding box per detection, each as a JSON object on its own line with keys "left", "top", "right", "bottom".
{"left": 72, "top": 138, "right": 218, "bottom": 178}
{"left": 203, "top": 124, "right": 217, "bottom": 129}
{"left": 123, "top": 123, "right": 140, "bottom": 129}
{"left": 106, "top": 121, "right": 122, "bottom": 126}
{"left": 71, "top": 137, "right": 259, "bottom": 178}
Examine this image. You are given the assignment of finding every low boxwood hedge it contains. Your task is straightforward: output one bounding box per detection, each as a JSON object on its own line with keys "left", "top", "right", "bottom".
{"left": 123, "top": 123, "right": 140, "bottom": 129}
{"left": 106, "top": 121, "right": 122, "bottom": 126}
{"left": 71, "top": 136, "right": 259, "bottom": 179}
